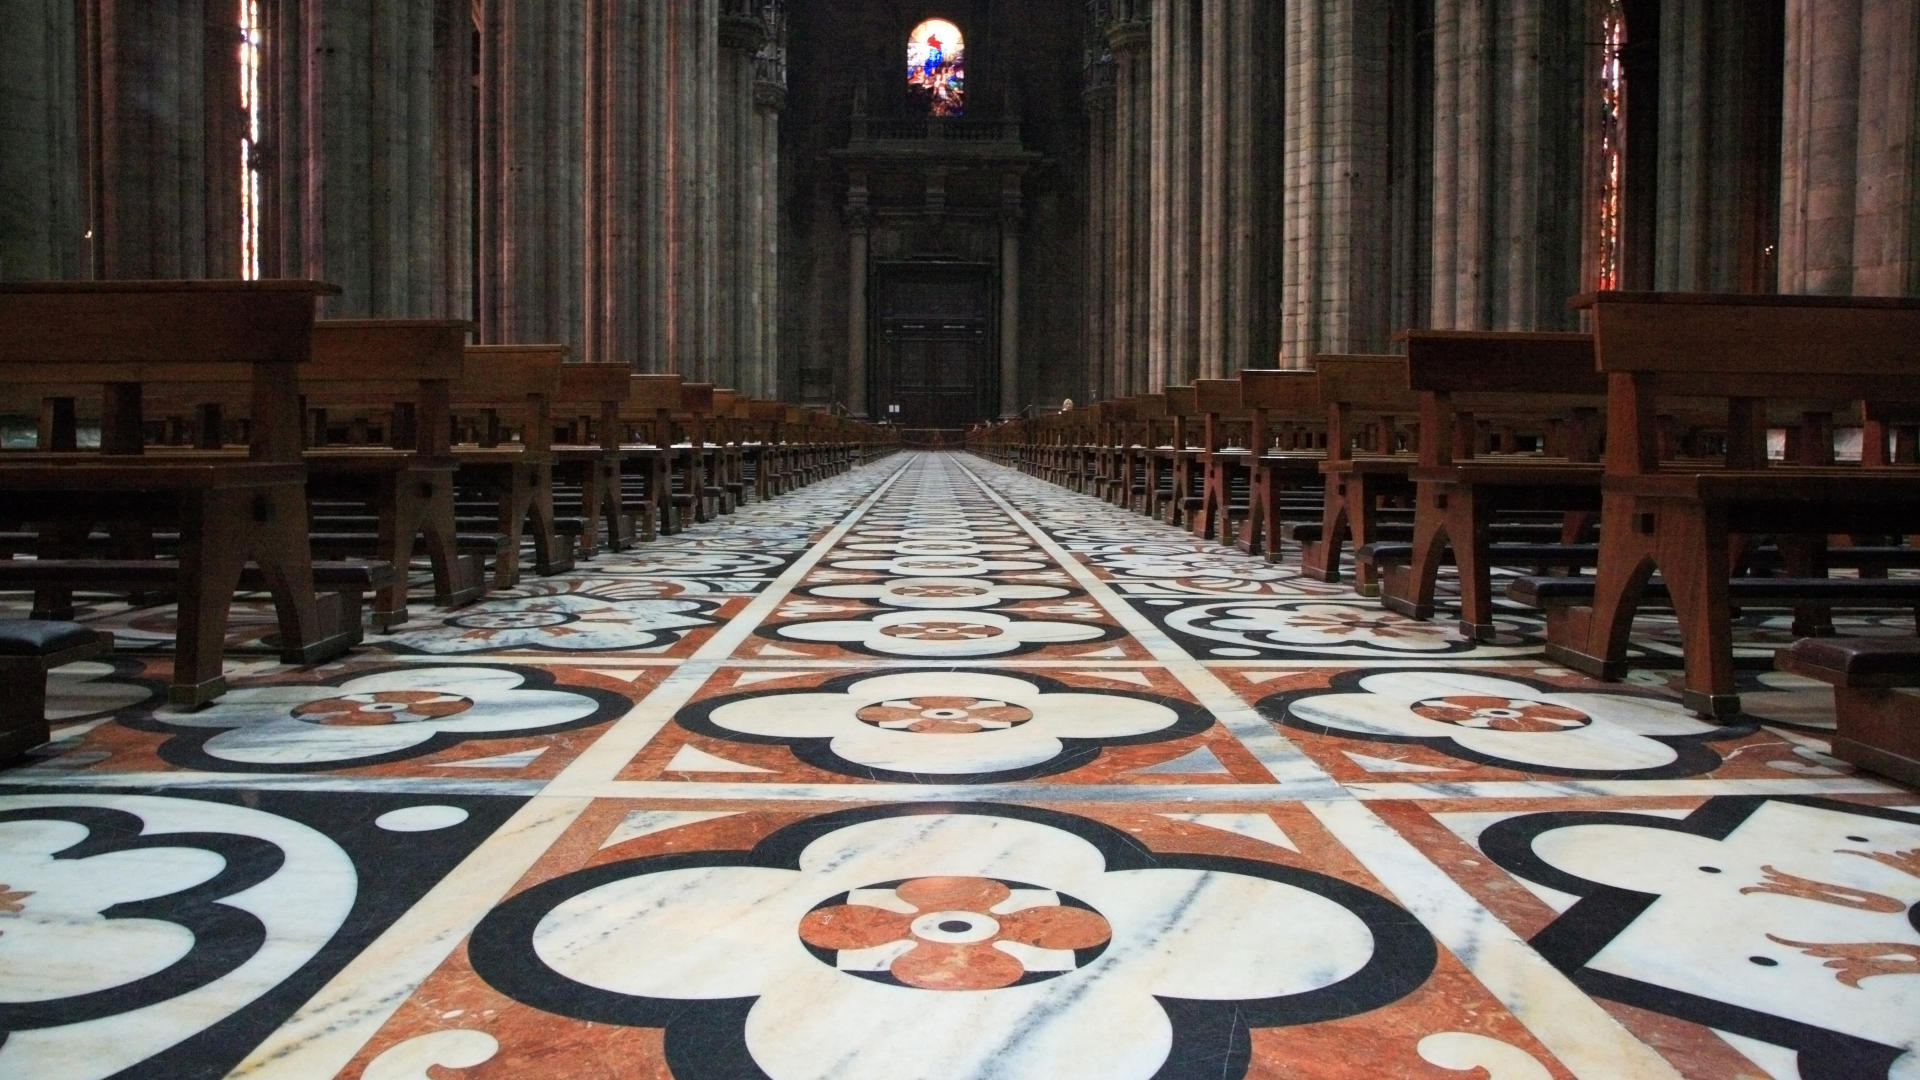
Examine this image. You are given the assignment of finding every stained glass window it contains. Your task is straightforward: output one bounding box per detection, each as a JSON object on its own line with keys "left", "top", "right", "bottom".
{"left": 1594, "top": 0, "right": 1624, "bottom": 291}
{"left": 907, "top": 19, "right": 964, "bottom": 118}
{"left": 239, "top": 0, "right": 263, "bottom": 280}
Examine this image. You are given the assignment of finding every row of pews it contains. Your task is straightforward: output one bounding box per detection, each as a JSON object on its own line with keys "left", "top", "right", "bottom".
{"left": 0, "top": 280, "right": 895, "bottom": 731}
{"left": 972, "top": 290, "right": 1920, "bottom": 785}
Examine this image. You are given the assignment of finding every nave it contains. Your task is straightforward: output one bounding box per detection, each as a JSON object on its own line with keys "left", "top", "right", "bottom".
{"left": 0, "top": 452, "right": 1915, "bottom": 1078}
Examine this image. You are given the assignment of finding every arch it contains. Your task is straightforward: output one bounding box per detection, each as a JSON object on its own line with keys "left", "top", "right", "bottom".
{"left": 907, "top": 19, "right": 965, "bottom": 117}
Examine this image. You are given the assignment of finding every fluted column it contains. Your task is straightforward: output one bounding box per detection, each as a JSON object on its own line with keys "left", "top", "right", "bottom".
{"left": 845, "top": 167, "right": 870, "bottom": 417}
{"left": 719, "top": 4, "right": 765, "bottom": 394}
{"left": 0, "top": 0, "right": 83, "bottom": 280}
{"left": 584, "top": 0, "right": 647, "bottom": 367}
{"left": 1084, "top": 18, "right": 1116, "bottom": 399}
{"left": 1108, "top": 12, "right": 1151, "bottom": 396}
{"left": 1779, "top": 0, "right": 1920, "bottom": 296}
{"left": 479, "top": 0, "right": 584, "bottom": 346}
{"left": 276, "top": 0, "right": 470, "bottom": 317}
{"left": 1282, "top": 0, "right": 1391, "bottom": 360}
{"left": 749, "top": 9, "right": 787, "bottom": 399}
{"left": 1000, "top": 180, "right": 1023, "bottom": 418}
{"left": 1653, "top": 0, "right": 1784, "bottom": 293}
{"left": 1429, "top": 0, "right": 1584, "bottom": 330}
{"left": 1198, "top": 0, "right": 1279, "bottom": 372}
{"left": 1149, "top": 0, "right": 1201, "bottom": 387}
{"left": 85, "top": 0, "right": 239, "bottom": 278}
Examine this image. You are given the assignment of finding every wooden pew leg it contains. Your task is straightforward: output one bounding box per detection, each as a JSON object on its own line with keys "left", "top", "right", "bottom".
{"left": 1381, "top": 487, "right": 1448, "bottom": 622}
{"left": 1657, "top": 504, "right": 1741, "bottom": 718}
{"left": 1301, "top": 489, "right": 1348, "bottom": 585}
{"left": 1547, "top": 494, "right": 1655, "bottom": 686}
{"left": 253, "top": 485, "right": 362, "bottom": 669}
{"left": 599, "top": 461, "right": 634, "bottom": 552}
{"left": 1451, "top": 490, "right": 1500, "bottom": 641}
{"left": 170, "top": 490, "right": 261, "bottom": 707}
{"left": 373, "top": 477, "right": 419, "bottom": 630}
{"left": 486, "top": 471, "right": 530, "bottom": 588}
{"left": 418, "top": 480, "right": 483, "bottom": 612}
{"left": 0, "top": 666, "right": 50, "bottom": 762}
{"left": 1829, "top": 687, "right": 1920, "bottom": 788}
{"left": 528, "top": 468, "right": 575, "bottom": 577}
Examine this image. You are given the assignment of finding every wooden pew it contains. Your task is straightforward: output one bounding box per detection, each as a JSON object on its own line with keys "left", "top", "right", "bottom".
{"left": 1378, "top": 331, "right": 1606, "bottom": 640}
{"left": 620, "top": 374, "right": 685, "bottom": 535}
{"left": 454, "top": 344, "right": 575, "bottom": 588}
{"left": 1235, "top": 369, "right": 1325, "bottom": 560}
{"left": 1153, "top": 386, "right": 1203, "bottom": 528}
{"left": 303, "top": 319, "right": 481, "bottom": 629}
{"left": 552, "top": 362, "right": 641, "bottom": 556}
{"left": 1298, "top": 355, "right": 1421, "bottom": 589}
{"left": 1533, "top": 291, "right": 1920, "bottom": 717}
{"left": 0, "top": 280, "right": 377, "bottom": 706}
{"left": 1191, "top": 379, "right": 1251, "bottom": 544}
{"left": 1777, "top": 637, "right": 1920, "bottom": 787}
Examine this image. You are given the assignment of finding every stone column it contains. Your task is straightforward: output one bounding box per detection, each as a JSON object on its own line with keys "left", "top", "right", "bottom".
{"left": 85, "top": 0, "right": 238, "bottom": 278}
{"left": 1428, "top": 0, "right": 1584, "bottom": 330}
{"left": 479, "top": 0, "right": 584, "bottom": 346}
{"left": 280, "top": 0, "right": 468, "bottom": 317}
{"left": 1084, "top": 16, "right": 1116, "bottom": 399}
{"left": 1000, "top": 181, "right": 1023, "bottom": 417}
{"left": 585, "top": 0, "right": 646, "bottom": 367}
{"left": 0, "top": 0, "right": 83, "bottom": 280}
{"left": 1196, "top": 0, "right": 1281, "bottom": 372}
{"left": 1282, "top": 0, "right": 1391, "bottom": 360}
{"left": 750, "top": 7, "right": 787, "bottom": 399}
{"left": 1149, "top": 0, "right": 1200, "bottom": 387}
{"left": 1108, "top": 9, "right": 1151, "bottom": 396}
{"left": 639, "top": 0, "right": 671, "bottom": 371}
{"left": 1654, "top": 0, "right": 1785, "bottom": 292}
{"left": 718, "top": 8, "right": 760, "bottom": 392}
{"left": 1779, "top": 0, "right": 1920, "bottom": 295}
{"left": 845, "top": 169, "right": 870, "bottom": 417}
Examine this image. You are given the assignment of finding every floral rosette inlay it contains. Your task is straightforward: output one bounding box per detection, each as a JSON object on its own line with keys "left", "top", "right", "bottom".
{"left": 470, "top": 805, "right": 1436, "bottom": 1080}
{"left": 680, "top": 671, "right": 1203, "bottom": 781}
{"left": 765, "top": 610, "right": 1111, "bottom": 659}
{"left": 798, "top": 875, "right": 1112, "bottom": 990}
{"left": 1276, "top": 671, "right": 1738, "bottom": 777}
{"left": 804, "top": 576, "right": 1071, "bottom": 611}
{"left": 1159, "top": 600, "right": 1533, "bottom": 657}
{"left": 381, "top": 582, "right": 717, "bottom": 654}
{"left": 145, "top": 666, "right": 623, "bottom": 769}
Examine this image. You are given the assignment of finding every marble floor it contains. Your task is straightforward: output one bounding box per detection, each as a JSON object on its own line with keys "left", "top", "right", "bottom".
{"left": 2, "top": 451, "right": 1917, "bottom": 1080}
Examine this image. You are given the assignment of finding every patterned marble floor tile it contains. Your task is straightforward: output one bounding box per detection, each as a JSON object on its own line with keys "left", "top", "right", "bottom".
{"left": 336, "top": 798, "right": 1581, "bottom": 1080}
{"left": 0, "top": 784, "right": 525, "bottom": 1080}
{"left": 20, "top": 660, "right": 649, "bottom": 781}
{"left": 614, "top": 665, "right": 1276, "bottom": 785}
{"left": 1217, "top": 663, "right": 1872, "bottom": 787}
{"left": 3, "top": 452, "right": 1916, "bottom": 1079}
{"left": 1371, "top": 793, "right": 1920, "bottom": 1079}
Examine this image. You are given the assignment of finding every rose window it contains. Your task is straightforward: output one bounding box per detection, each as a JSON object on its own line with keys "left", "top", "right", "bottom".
{"left": 1410, "top": 695, "right": 1591, "bottom": 732}
{"left": 290, "top": 690, "right": 474, "bottom": 726}
{"left": 798, "top": 876, "right": 1111, "bottom": 991}
{"left": 854, "top": 696, "right": 1034, "bottom": 734}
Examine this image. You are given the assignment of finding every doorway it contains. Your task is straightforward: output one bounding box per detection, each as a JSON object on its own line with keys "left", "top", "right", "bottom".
{"left": 872, "top": 263, "right": 994, "bottom": 430}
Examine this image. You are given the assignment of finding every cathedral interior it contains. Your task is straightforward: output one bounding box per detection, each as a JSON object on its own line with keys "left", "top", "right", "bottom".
{"left": 0, "top": 2, "right": 1917, "bottom": 1078}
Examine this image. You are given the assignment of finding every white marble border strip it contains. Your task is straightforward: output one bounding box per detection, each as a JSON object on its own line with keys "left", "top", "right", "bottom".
{"left": 955, "top": 457, "right": 1343, "bottom": 796}
{"left": 1307, "top": 798, "right": 1686, "bottom": 1080}
{"left": 1347, "top": 776, "right": 1913, "bottom": 801}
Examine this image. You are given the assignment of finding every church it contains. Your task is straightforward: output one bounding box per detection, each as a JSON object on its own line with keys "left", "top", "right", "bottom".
{"left": 0, "top": 2, "right": 1916, "bottom": 1077}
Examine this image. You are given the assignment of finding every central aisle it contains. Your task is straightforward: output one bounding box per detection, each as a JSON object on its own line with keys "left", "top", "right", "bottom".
{"left": 3, "top": 452, "right": 1916, "bottom": 1080}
